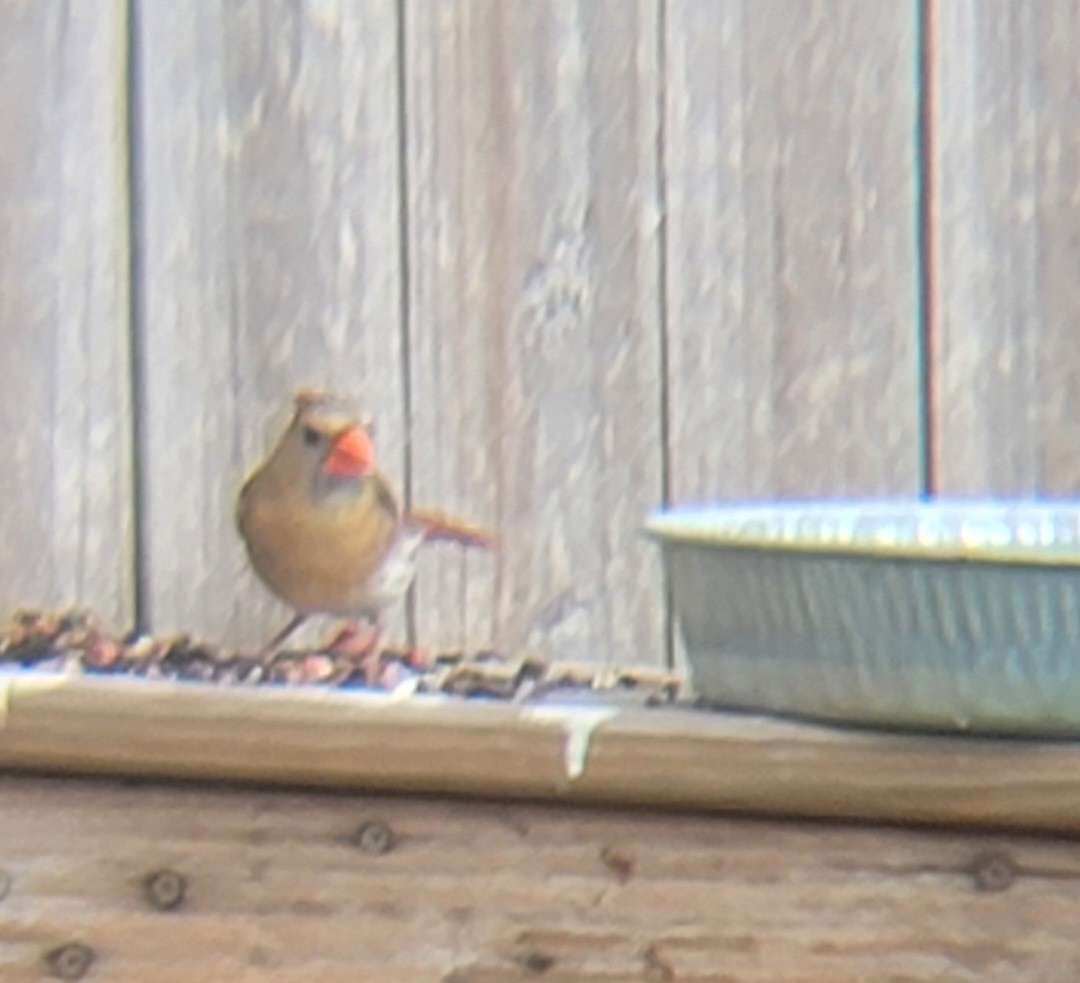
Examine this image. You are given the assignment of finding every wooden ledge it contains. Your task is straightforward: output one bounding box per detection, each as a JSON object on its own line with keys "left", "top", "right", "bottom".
{"left": 2, "top": 673, "right": 1080, "bottom": 834}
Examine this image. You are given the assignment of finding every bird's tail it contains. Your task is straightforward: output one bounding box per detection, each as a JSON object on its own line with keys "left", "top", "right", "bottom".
{"left": 405, "top": 507, "right": 496, "bottom": 548}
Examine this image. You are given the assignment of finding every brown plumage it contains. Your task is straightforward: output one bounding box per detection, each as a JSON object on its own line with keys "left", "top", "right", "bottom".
{"left": 237, "top": 389, "right": 493, "bottom": 654}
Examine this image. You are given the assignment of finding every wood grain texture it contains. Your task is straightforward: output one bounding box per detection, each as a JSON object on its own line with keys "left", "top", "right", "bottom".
{"left": 7, "top": 675, "right": 1080, "bottom": 834}
{"left": 932, "top": 0, "right": 1080, "bottom": 494}
{"left": 134, "top": 0, "right": 406, "bottom": 648}
{"left": 0, "top": 1, "right": 133, "bottom": 628}
{"left": 403, "top": 0, "right": 665, "bottom": 664}
{"left": 664, "top": 0, "right": 921, "bottom": 500}
{"left": 2, "top": 775, "right": 1080, "bottom": 982}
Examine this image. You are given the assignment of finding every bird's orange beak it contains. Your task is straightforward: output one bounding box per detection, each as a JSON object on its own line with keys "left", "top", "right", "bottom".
{"left": 323, "top": 425, "right": 375, "bottom": 478}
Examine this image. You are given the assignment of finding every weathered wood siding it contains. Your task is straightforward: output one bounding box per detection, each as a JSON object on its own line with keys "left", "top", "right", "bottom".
{"left": 0, "top": 1, "right": 134, "bottom": 629}
{"left": 665, "top": 0, "right": 921, "bottom": 502}
{"left": 933, "top": 0, "right": 1080, "bottom": 494}
{"left": 2, "top": 0, "right": 1079, "bottom": 664}
{"left": 404, "top": 0, "right": 665, "bottom": 662}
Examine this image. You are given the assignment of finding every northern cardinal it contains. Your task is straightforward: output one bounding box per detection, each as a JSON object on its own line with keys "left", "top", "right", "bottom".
{"left": 237, "top": 389, "right": 494, "bottom": 656}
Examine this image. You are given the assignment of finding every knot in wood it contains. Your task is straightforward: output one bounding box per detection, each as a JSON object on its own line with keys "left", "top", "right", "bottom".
{"left": 971, "top": 852, "right": 1015, "bottom": 892}
{"left": 353, "top": 819, "right": 394, "bottom": 855}
{"left": 0, "top": 868, "right": 10, "bottom": 902}
{"left": 45, "top": 942, "right": 95, "bottom": 980}
{"left": 144, "top": 868, "right": 187, "bottom": 911}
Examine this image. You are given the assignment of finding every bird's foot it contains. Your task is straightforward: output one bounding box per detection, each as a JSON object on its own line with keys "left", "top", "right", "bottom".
{"left": 323, "top": 621, "right": 380, "bottom": 657}
{"left": 400, "top": 646, "right": 431, "bottom": 670}
{"left": 322, "top": 621, "right": 386, "bottom": 686}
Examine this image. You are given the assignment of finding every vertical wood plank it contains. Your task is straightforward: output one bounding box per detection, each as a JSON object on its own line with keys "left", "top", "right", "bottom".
{"left": 404, "top": 0, "right": 665, "bottom": 664}
{"left": 135, "top": 0, "right": 405, "bottom": 648}
{"left": 932, "top": 0, "right": 1080, "bottom": 494}
{"left": 664, "top": 0, "right": 921, "bottom": 501}
{"left": 0, "top": 1, "right": 134, "bottom": 628}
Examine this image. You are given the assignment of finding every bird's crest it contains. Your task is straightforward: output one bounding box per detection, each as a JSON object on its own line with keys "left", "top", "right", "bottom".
{"left": 292, "top": 387, "right": 374, "bottom": 432}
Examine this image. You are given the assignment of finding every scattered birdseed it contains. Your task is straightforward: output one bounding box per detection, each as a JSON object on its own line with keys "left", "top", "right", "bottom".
{"left": 0, "top": 607, "right": 685, "bottom": 706}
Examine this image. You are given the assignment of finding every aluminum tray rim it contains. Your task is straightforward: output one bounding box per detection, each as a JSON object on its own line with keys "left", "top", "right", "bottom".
{"left": 645, "top": 498, "right": 1080, "bottom": 567}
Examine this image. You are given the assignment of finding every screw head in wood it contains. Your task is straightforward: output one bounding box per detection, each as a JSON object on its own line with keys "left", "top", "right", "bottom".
{"left": 971, "top": 852, "right": 1015, "bottom": 892}
{"left": 643, "top": 944, "right": 675, "bottom": 982}
{"left": 599, "top": 845, "right": 635, "bottom": 883}
{"left": 44, "top": 942, "right": 95, "bottom": 980}
{"left": 517, "top": 951, "right": 556, "bottom": 974}
{"left": 353, "top": 819, "right": 394, "bottom": 855}
{"left": 144, "top": 868, "right": 187, "bottom": 911}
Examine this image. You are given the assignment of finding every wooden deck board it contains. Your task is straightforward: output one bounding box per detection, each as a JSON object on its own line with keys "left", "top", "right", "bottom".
{"left": 2, "top": 674, "right": 1079, "bottom": 833}
{"left": 0, "top": 772, "right": 1078, "bottom": 982}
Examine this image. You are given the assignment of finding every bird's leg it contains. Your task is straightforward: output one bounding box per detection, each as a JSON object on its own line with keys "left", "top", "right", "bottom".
{"left": 323, "top": 616, "right": 385, "bottom": 685}
{"left": 360, "top": 615, "right": 386, "bottom": 685}
{"left": 256, "top": 612, "right": 308, "bottom": 660}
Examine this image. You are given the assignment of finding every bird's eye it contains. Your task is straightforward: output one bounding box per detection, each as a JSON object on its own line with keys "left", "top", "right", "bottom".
{"left": 302, "top": 426, "right": 321, "bottom": 447}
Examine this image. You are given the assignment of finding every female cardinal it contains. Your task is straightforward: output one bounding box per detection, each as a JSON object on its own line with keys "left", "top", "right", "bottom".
{"left": 236, "top": 389, "right": 494, "bottom": 656}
